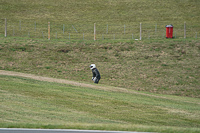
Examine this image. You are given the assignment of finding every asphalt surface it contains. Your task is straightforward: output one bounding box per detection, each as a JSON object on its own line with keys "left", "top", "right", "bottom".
{"left": 0, "top": 128, "right": 152, "bottom": 133}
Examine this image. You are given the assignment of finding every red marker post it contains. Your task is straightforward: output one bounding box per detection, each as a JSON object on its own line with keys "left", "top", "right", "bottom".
{"left": 166, "top": 24, "right": 173, "bottom": 38}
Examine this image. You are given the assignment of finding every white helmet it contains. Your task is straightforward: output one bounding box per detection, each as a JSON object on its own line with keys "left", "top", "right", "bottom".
{"left": 90, "top": 64, "right": 96, "bottom": 70}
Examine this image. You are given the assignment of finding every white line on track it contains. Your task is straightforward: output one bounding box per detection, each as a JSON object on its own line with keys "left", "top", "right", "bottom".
{"left": 0, "top": 128, "right": 154, "bottom": 133}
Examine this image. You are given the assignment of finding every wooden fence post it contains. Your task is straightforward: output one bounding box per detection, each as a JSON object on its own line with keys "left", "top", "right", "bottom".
{"left": 19, "top": 20, "right": 21, "bottom": 31}
{"left": 106, "top": 24, "right": 108, "bottom": 34}
{"left": 196, "top": 32, "right": 197, "bottom": 39}
{"left": 155, "top": 23, "right": 157, "bottom": 33}
{"left": 35, "top": 22, "right": 36, "bottom": 32}
{"left": 140, "top": 22, "right": 142, "bottom": 40}
{"left": 48, "top": 22, "right": 50, "bottom": 40}
{"left": 94, "top": 23, "right": 96, "bottom": 41}
{"left": 5, "top": 18, "right": 7, "bottom": 37}
{"left": 63, "top": 24, "right": 65, "bottom": 34}
{"left": 124, "top": 24, "right": 125, "bottom": 34}
{"left": 184, "top": 22, "right": 186, "bottom": 39}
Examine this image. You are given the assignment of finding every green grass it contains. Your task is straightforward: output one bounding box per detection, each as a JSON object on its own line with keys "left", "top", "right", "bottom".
{"left": 0, "top": 0, "right": 200, "bottom": 132}
{"left": 0, "top": 0, "right": 200, "bottom": 39}
{"left": 0, "top": 75, "right": 200, "bottom": 133}
{"left": 1, "top": 0, "right": 200, "bottom": 24}
{"left": 0, "top": 36, "right": 199, "bottom": 98}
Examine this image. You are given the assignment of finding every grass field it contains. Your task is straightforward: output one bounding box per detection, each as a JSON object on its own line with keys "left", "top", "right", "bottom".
{"left": 0, "top": 75, "right": 200, "bottom": 133}
{"left": 1, "top": 0, "right": 200, "bottom": 39}
{"left": 0, "top": 37, "right": 199, "bottom": 97}
{"left": 1, "top": 0, "right": 200, "bottom": 24}
{"left": 0, "top": 0, "right": 200, "bottom": 132}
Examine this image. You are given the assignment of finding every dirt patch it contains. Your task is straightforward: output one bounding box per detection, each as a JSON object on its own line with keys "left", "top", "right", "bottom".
{"left": 1, "top": 70, "right": 199, "bottom": 105}
{"left": 0, "top": 70, "right": 127, "bottom": 92}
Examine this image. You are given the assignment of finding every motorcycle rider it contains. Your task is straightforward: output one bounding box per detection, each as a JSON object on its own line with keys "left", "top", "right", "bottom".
{"left": 90, "top": 64, "right": 101, "bottom": 84}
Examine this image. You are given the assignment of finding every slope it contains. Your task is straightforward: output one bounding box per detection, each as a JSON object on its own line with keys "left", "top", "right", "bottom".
{"left": 0, "top": 70, "right": 200, "bottom": 133}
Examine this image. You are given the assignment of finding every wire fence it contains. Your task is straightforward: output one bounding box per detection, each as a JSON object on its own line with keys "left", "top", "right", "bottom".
{"left": 0, "top": 18, "right": 199, "bottom": 40}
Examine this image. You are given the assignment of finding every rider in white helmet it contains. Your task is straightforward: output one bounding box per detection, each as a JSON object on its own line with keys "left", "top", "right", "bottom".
{"left": 90, "top": 64, "right": 101, "bottom": 84}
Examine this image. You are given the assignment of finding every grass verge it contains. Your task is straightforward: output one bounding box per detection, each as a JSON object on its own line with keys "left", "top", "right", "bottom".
{"left": 0, "top": 36, "right": 199, "bottom": 97}
{"left": 0, "top": 75, "right": 200, "bottom": 132}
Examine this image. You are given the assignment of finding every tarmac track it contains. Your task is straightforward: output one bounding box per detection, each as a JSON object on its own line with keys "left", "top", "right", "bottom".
{"left": 0, "top": 128, "right": 152, "bottom": 133}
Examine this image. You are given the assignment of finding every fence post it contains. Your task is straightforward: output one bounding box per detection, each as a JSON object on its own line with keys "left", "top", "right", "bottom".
{"left": 196, "top": 32, "right": 197, "bottom": 39}
{"left": 63, "top": 24, "right": 65, "bottom": 34}
{"left": 35, "top": 22, "right": 36, "bottom": 32}
{"left": 175, "top": 32, "right": 176, "bottom": 38}
{"left": 140, "top": 22, "right": 142, "bottom": 40}
{"left": 184, "top": 22, "right": 186, "bottom": 39}
{"left": 42, "top": 32, "right": 44, "bottom": 38}
{"left": 5, "top": 18, "right": 7, "bottom": 37}
{"left": 106, "top": 24, "right": 108, "bottom": 34}
{"left": 48, "top": 22, "right": 50, "bottom": 40}
{"left": 94, "top": 23, "right": 96, "bottom": 41}
{"left": 124, "top": 24, "right": 125, "bottom": 34}
{"left": 19, "top": 20, "right": 21, "bottom": 31}
{"left": 155, "top": 23, "right": 157, "bottom": 33}
{"left": 13, "top": 27, "right": 15, "bottom": 36}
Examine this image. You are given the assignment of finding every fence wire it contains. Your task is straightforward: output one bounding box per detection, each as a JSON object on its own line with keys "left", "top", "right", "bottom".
{"left": 0, "top": 19, "right": 199, "bottom": 40}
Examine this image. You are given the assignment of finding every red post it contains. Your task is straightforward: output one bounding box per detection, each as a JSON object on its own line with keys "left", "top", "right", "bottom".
{"left": 166, "top": 25, "right": 173, "bottom": 38}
